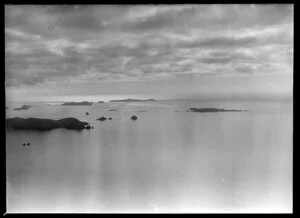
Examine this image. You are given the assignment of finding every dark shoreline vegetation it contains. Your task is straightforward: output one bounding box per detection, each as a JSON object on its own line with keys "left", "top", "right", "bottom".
{"left": 6, "top": 117, "right": 91, "bottom": 131}
{"left": 61, "top": 101, "right": 93, "bottom": 106}
{"left": 109, "top": 98, "right": 156, "bottom": 102}
{"left": 187, "top": 108, "right": 247, "bottom": 112}
{"left": 13, "top": 105, "right": 31, "bottom": 110}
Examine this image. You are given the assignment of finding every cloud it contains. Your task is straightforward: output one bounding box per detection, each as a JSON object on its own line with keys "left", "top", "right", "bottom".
{"left": 186, "top": 36, "right": 257, "bottom": 48}
{"left": 120, "top": 5, "right": 194, "bottom": 32}
{"left": 235, "top": 66, "right": 254, "bottom": 74}
{"left": 198, "top": 57, "right": 234, "bottom": 64}
{"left": 5, "top": 5, "right": 293, "bottom": 87}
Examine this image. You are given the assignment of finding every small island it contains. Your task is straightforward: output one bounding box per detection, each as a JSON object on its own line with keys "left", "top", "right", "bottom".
{"left": 6, "top": 117, "right": 91, "bottom": 131}
{"left": 98, "top": 101, "right": 105, "bottom": 103}
{"left": 109, "top": 98, "right": 156, "bottom": 103}
{"left": 187, "top": 108, "right": 247, "bottom": 113}
{"left": 97, "top": 117, "right": 107, "bottom": 121}
{"left": 13, "top": 105, "right": 31, "bottom": 110}
{"left": 61, "top": 101, "right": 93, "bottom": 106}
{"left": 131, "top": 115, "right": 138, "bottom": 120}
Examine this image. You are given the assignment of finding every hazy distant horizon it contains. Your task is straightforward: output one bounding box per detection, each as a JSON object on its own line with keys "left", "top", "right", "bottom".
{"left": 5, "top": 93, "right": 293, "bottom": 104}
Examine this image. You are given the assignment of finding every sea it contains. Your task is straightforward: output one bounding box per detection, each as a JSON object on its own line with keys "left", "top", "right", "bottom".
{"left": 5, "top": 99, "right": 293, "bottom": 213}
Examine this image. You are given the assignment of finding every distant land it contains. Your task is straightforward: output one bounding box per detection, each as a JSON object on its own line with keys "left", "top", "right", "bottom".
{"left": 13, "top": 105, "right": 31, "bottom": 110}
{"left": 98, "top": 101, "right": 105, "bottom": 103}
{"left": 187, "top": 108, "right": 247, "bottom": 113}
{"left": 109, "top": 98, "right": 156, "bottom": 103}
{"left": 6, "top": 117, "right": 91, "bottom": 131}
{"left": 61, "top": 101, "right": 93, "bottom": 106}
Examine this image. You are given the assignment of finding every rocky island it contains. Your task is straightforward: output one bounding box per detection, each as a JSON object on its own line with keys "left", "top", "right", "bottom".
{"left": 109, "top": 98, "right": 156, "bottom": 103}
{"left": 6, "top": 117, "right": 91, "bottom": 131}
{"left": 97, "top": 117, "right": 107, "bottom": 121}
{"left": 61, "top": 101, "right": 93, "bottom": 106}
{"left": 13, "top": 105, "right": 31, "bottom": 110}
{"left": 187, "top": 108, "right": 247, "bottom": 113}
{"left": 131, "top": 115, "right": 138, "bottom": 120}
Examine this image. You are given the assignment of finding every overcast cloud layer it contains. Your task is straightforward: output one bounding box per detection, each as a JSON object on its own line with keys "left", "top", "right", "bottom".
{"left": 5, "top": 5, "right": 293, "bottom": 88}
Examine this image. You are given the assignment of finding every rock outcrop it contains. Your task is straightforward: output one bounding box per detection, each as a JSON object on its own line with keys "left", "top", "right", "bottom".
{"left": 131, "top": 115, "right": 138, "bottom": 120}
{"left": 97, "top": 117, "right": 107, "bottom": 121}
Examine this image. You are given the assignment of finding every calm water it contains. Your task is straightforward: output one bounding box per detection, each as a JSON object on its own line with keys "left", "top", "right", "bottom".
{"left": 6, "top": 100, "right": 293, "bottom": 213}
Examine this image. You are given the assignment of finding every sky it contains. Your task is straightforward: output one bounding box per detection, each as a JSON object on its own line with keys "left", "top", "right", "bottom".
{"left": 5, "top": 4, "right": 293, "bottom": 102}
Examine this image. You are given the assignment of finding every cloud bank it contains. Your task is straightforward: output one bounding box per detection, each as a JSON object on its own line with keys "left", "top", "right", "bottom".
{"left": 5, "top": 4, "right": 293, "bottom": 87}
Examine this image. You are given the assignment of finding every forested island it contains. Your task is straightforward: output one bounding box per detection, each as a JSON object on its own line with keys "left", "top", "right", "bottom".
{"left": 6, "top": 117, "right": 91, "bottom": 131}
{"left": 187, "top": 108, "right": 247, "bottom": 113}
{"left": 13, "top": 105, "right": 31, "bottom": 110}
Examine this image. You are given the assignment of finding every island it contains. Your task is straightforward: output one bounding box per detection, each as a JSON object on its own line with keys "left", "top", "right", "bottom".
{"left": 97, "top": 117, "right": 107, "bottom": 121}
{"left": 98, "top": 101, "right": 105, "bottom": 103}
{"left": 6, "top": 117, "right": 91, "bottom": 131}
{"left": 131, "top": 115, "right": 138, "bottom": 120}
{"left": 109, "top": 98, "right": 156, "bottom": 103}
{"left": 13, "top": 105, "right": 31, "bottom": 110}
{"left": 187, "top": 108, "right": 247, "bottom": 113}
{"left": 61, "top": 101, "right": 93, "bottom": 106}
